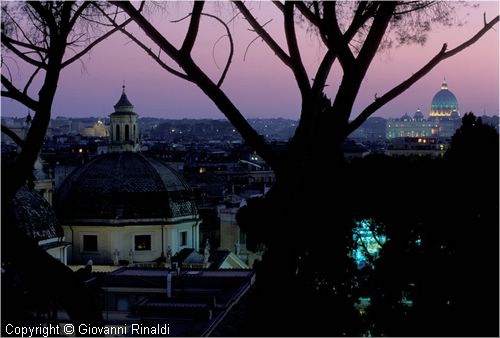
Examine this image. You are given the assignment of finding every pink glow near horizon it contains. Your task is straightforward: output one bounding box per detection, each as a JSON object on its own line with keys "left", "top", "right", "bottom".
{"left": 1, "top": 1, "right": 499, "bottom": 120}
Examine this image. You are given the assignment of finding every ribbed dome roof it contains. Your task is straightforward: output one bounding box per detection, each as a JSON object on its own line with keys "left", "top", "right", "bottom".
{"left": 112, "top": 85, "right": 136, "bottom": 115}
{"left": 430, "top": 81, "right": 458, "bottom": 117}
{"left": 8, "top": 186, "right": 63, "bottom": 241}
{"left": 55, "top": 152, "right": 197, "bottom": 224}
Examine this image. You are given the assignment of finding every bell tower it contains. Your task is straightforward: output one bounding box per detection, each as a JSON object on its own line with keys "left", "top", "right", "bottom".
{"left": 109, "top": 85, "right": 140, "bottom": 152}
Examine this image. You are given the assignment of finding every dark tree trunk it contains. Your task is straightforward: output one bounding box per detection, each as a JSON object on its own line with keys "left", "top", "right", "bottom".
{"left": 2, "top": 15, "right": 104, "bottom": 324}
{"left": 238, "top": 102, "right": 360, "bottom": 335}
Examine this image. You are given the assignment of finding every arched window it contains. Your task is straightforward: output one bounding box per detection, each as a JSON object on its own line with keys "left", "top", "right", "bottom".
{"left": 133, "top": 125, "right": 136, "bottom": 141}
{"left": 125, "top": 124, "right": 130, "bottom": 141}
{"left": 116, "top": 124, "right": 121, "bottom": 141}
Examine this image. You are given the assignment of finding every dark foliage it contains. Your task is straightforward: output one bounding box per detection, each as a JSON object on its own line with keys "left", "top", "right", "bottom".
{"left": 237, "top": 113, "right": 499, "bottom": 336}
{"left": 350, "top": 113, "right": 498, "bottom": 336}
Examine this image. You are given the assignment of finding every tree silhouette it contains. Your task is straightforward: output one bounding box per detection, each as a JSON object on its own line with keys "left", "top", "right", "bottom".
{"left": 2, "top": 1, "right": 497, "bottom": 334}
{"left": 1, "top": 1, "right": 133, "bottom": 324}
{"left": 97, "top": 2, "right": 499, "bottom": 335}
{"left": 96, "top": 2, "right": 499, "bottom": 335}
{"left": 348, "top": 114, "right": 499, "bottom": 336}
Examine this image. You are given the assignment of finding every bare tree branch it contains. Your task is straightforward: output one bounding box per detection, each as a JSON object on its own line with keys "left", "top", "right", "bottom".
{"left": 171, "top": 12, "right": 191, "bottom": 24}
{"left": 369, "top": 227, "right": 384, "bottom": 248}
{"left": 1, "top": 38, "right": 47, "bottom": 68}
{"left": 311, "top": 2, "right": 372, "bottom": 98}
{"left": 110, "top": 1, "right": 180, "bottom": 57}
{"left": 347, "top": 14, "right": 499, "bottom": 136}
{"left": 394, "top": 1, "right": 436, "bottom": 16}
{"left": 0, "top": 1, "right": 136, "bottom": 324}
{"left": 59, "top": 1, "right": 74, "bottom": 34}
{"left": 112, "top": 1, "right": 280, "bottom": 171}
{"left": 322, "top": 2, "right": 355, "bottom": 70}
{"left": 1, "top": 34, "right": 48, "bottom": 53}
{"left": 272, "top": 1, "right": 284, "bottom": 13}
{"left": 28, "top": 2, "right": 58, "bottom": 37}
{"left": 23, "top": 64, "right": 43, "bottom": 94}
{"left": 234, "top": 1, "right": 292, "bottom": 69}
{"left": 180, "top": 1, "right": 204, "bottom": 55}
{"left": 356, "top": 2, "right": 397, "bottom": 78}
{"left": 284, "top": 2, "right": 311, "bottom": 100}
{"left": 1, "top": 75, "right": 39, "bottom": 111}
{"left": 68, "top": 1, "right": 91, "bottom": 30}
{"left": 212, "top": 35, "right": 227, "bottom": 69}
{"left": 174, "top": 9, "right": 234, "bottom": 86}
{"left": 295, "top": 2, "right": 321, "bottom": 27}
{"left": 344, "top": 2, "right": 371, "bottom": 41}
{"left": 3, "top": 8, "right": 42, "bottom": 52}
{"left": 326, "top": 3, "right": 397, "bottom": 126}
{"left": 311, "top": 49, "right": 336, "bottom": 97}
{"left": 353, "top": 230, "right": 376, "bottom": 266}
{"left": 244, "top": 35, "right": 261, "bottom": 61}
{"left": 95, "top": 5, "right": 191, "bottom": 81}
{"left": 200, "top": 13, "right": 234, "bottom": 88}
{"left": 1, "top": 124, "right": 26, "bottom": 147}
{"left": 61, "top": 17, "right": 133, "bottom": 68}
{"left": 243, "top": 19, "right": 271, "bottom": 61}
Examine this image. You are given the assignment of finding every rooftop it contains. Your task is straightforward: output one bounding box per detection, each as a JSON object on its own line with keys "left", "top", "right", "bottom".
{"left": 55, "top": 152, "right": 198, "bottom": 223}
{"left": 7, "top": 186, "right": 63, "bottom": 241}
{"left": 98, "top": 267, "right": 255, "bottom": 336}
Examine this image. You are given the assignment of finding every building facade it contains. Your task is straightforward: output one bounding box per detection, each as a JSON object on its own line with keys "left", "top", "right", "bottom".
{"left": 386, "top": 80, "right": 461, "bottom": 139}
{"left": 56, "top": 88, "right": 200, "bottom": 265}
{"left": 386, "top": 110, "right": 439, "bottom": 139}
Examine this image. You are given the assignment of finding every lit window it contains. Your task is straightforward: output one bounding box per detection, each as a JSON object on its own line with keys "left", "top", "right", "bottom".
{"left": 83, "top": 235, "right": 98, "bottom": 252}
{"left": 135, "top": 235, "right": 151, "bottom": 251}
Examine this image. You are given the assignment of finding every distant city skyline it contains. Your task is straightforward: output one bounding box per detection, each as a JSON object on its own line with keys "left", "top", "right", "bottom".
{"left": 1, "top": 2, "right": 499, "bottom": 119}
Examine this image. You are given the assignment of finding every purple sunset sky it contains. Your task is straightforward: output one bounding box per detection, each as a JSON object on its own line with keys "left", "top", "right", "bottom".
{"left": 1, "top": 1, "right": 499, "bottom": 120}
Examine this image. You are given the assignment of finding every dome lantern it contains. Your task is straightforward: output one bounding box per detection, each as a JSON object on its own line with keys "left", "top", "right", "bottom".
{"left": 441, "top": 80, "right": 448, "bottom": 90}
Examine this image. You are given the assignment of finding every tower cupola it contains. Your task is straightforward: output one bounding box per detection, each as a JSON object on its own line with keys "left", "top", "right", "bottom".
{"left": 109, "top": 85, "right": 140, "bottom": 152}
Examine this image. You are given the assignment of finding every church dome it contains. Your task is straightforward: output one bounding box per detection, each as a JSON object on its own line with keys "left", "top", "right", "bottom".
{"left": 414, "top": 109, "right": 424, "bottom": 121}
{"left": 8, "top": 186, "right": 63, "bottom": 241}
{"left": 429, "top": 80, "right": 459, "bottom": 118}
{"left": 401, "top": 113, "right": 412, "bottom": 121}
{"left": 55, "top": 152, "right": 197, "bottom": 224}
